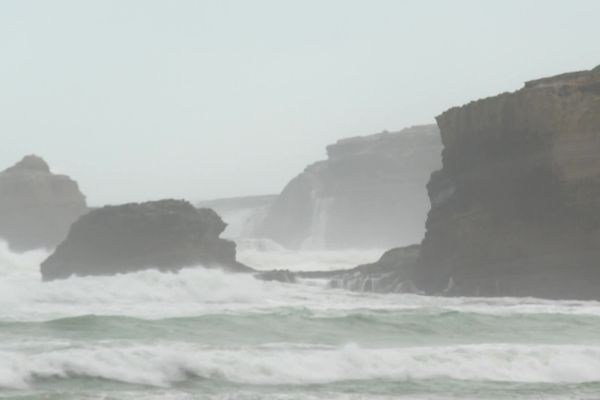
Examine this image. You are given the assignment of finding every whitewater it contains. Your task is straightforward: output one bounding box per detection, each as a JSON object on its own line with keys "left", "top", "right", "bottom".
{"left": 1, "top": 241, "right": 600, "bottom": 399}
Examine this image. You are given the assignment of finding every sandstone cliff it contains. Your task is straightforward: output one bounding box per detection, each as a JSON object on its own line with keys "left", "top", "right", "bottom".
{"left": 415, "top": 65, "right": 600, "bottom": 299}
{"left": 255, "top": 125, "right": 442, "bottom": 249}
{"left": 0, "top": 155, "right": 87, "bottom": 252}
{"left": 41, "top": 199, "right": 252, "bottom": 280}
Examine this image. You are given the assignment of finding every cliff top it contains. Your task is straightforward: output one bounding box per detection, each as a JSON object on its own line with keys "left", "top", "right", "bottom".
{"left": 93, "top": 199, "right": 202, "bottom": 217}
{"left": 438, "top": 64, "right": 600, "bottom": 122}
{"left": 3, "top": 155, "right": 51, "bottom": 174}
{"left": 326, "top": 124, "right": 440, "bottom": 159}
{"left": 524, "top": 66, "right": 600, "bottom": 89}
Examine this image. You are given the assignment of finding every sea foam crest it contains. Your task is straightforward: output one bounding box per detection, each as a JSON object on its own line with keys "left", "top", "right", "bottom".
{"left": 3, "top": 240, "right": 600, "bottom": 322}
{"left": 2, "top": 343, "right": 600, "bottom": 389}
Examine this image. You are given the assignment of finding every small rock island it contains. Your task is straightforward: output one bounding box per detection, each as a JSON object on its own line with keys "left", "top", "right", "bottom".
{"left": 41, "top": 199, "right": 251, "bottom": 280}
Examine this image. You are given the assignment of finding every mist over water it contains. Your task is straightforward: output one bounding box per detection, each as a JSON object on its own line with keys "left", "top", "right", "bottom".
{"left": 1, "top": 241, "right": 600, "bottom": 399}
{"left": 1, "top": 0, "right": 599, "bottom": 398}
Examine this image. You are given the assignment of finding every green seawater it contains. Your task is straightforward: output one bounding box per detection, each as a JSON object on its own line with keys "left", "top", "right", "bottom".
{"left": 2, "top": 245, "right": 600, "bottom": 399}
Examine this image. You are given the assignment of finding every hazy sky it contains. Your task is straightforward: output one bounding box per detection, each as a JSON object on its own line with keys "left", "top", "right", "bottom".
{"left": 1, "top": 0, "right": 599, "bottom": 205}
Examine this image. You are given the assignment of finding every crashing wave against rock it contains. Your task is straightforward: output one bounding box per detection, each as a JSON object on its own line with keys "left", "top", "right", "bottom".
{"left": 297, "top": 245, "right": 421, "bottom": 293}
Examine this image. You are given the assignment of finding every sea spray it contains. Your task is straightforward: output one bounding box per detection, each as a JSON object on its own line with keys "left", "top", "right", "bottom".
{"left": 3, "top": 343, "right": 600, "bottom": 389}
{"left": 2, "top": 241, "right": 600, "bottom": 399}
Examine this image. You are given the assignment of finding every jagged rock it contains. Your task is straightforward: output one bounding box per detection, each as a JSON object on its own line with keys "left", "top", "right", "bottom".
{"left": 255, "top": 125, "right": 442, "bottom": 249}
{"left": 0, "top": 155, "right": 87, "bottom": 252}
{"left": 298, "top": 245, "right": 421, "bottom": 293}
{"left": 415, "top": 65, "right": 600, "bottom": 299}
{"left": 255, "top": 269, "right": 297, "bottom": 283}
{"left": 328, "top": 245, "right": 420, "bottom": 293}
{"left": 40, "top": 199, "right": 251, "bottom": 280}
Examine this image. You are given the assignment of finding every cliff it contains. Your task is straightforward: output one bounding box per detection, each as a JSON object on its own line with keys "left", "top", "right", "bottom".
{"left": 0, "top": 155, "right": 88, "bottom": 252}
{"left": 41, "top": 199, "right": 252, "bottom": 280}
{"left": 255, "top": 125, "right": 442, "bottom": 249}
{"left": 415, "top": 65, "right": 600, "bottom": 299}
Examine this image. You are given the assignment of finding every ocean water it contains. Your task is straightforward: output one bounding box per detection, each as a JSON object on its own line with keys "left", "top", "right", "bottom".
{"left": 1, "top": 242, "right": 600, "bottom": 399}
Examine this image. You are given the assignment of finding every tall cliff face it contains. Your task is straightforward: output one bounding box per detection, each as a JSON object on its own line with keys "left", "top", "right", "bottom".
{"left": 256, "top": 125, "right": 442, "bottom": 249}
{"left": 0, "top": 155, "right": 88, "bottom": 252}
{"left": 416, "top": 66, "right": 600, "bottom": 299}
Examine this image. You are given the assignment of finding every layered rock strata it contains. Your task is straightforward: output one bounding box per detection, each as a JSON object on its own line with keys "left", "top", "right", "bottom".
{"left": 414, "top": 65, "right": 600, "bottom": 299}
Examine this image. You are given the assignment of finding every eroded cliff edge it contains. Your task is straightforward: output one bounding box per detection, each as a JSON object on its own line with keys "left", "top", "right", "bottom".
{"left": 256, "top": 125, "right": 442, "bottom": 250}
{"left": 415, "top": 65, "right": 600, "bottom": 299}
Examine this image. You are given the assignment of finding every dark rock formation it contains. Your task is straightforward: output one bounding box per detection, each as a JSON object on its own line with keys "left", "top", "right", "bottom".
{"left": 414, "top": 65, "right": 600, "bottom": 299}
{"left": 255, "top": 125, "right": 442, "bottom": 249}
{"left": 246, "top": 245, "right": 420, "bottom": 291}
{"left": 255, "top": 269, "right": 297, "bottom": 283}
{"left": 197, "top": 195, "right": 276, "bottom": 239}
{"left": 0, "top": 155, "right": 87, "bottom": 252}
{"left": 41, "top": 199, "right": 252, "bottom": 280}
{"left": 325, "top": 245, "right": 420, "bottom": 293}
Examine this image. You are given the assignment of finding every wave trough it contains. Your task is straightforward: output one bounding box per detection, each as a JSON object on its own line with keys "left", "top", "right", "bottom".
{"left": 1, "top": 241, "right": 600, "bottom": 399}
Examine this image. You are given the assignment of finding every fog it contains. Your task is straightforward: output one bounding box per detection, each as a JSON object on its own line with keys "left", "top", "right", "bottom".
{"left": 2, "top": 2, "right": 600, "bottom": 398}
{"left": 1, "top": 0, "right": 599, "bottom": 205}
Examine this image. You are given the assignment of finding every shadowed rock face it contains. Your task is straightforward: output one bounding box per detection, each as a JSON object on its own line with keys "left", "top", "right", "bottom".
{"left": 254, "top": 245, "right": 421, "bottom": 292}
{"left": 325, "top": 245, "right": 420, "bottom": 293}
{"left": 256, "top": 125, "right": 442, "bottom": 250}
{"left": 415, "top": 65, "right": 600, "bottom": 299}
{"left": 41, "top": 199, "right": 251, "bottom": 280}
{"left": 0, "top": 155, "right": 87, "bottom": 252}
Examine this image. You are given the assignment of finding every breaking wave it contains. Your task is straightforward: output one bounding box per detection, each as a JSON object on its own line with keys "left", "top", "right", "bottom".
{"left": 2, "top": 240, "right": 600, "bottom": 398}
{"left": 2, "top": 343, "right": 600, "bottom": 389}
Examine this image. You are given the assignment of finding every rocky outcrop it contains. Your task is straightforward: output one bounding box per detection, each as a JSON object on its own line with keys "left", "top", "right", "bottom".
{"left": 0, "top": 155, "right": 87, "bottom": 252}
{"left": 41, "top": 199, "right": 251, "bottom": 280}
{"left": 414, "top": 65, "right": 600, "bottom": 299}
{"left": 197, "top": 195, "right": 276, "bottom": 239}
{"left": 325, "top": 245, "right": 420, "bottom": 293}
{"left": 250, "top": 245, "right": 420, "bottom": 292}
{"left": 255, "top": 125, "right": 442, "bottom": 249}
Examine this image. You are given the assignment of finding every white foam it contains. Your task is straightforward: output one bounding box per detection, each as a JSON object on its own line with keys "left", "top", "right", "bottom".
{"left": 218, "top": 206, "right": 269, "bottom": 239}
{"left": 0, "top": 241, "right": 49, "bottom": 273}
{"left": 236, "top": 241, "right": 385, "bottom": 272}
{"left": 300, "top": 195, "right": 334, "bottom": 250}
{"left": 2, "top": 240, "right": 600, "bottom": 322}
{"left": 2, "top": 343, "right": 600, "bottom": 389}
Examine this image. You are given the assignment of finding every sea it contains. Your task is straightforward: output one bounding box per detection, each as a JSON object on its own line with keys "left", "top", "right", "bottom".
{"left": 1, "top": 240, "right": 600, "bottom": 400}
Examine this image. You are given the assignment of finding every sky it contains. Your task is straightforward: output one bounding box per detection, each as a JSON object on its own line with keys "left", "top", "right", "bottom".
{"left": 1, "top": 0, "right": 599, "bottom": 206}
